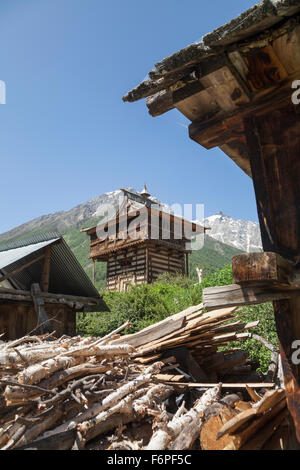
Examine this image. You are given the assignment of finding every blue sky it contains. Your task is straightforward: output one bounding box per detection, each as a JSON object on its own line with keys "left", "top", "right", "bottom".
{"left": 0, "top": 0, "right": 259, "bottom": 234}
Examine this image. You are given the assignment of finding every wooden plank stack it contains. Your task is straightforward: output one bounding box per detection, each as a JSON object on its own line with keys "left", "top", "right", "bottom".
{"left": 114, "top": 304, "right": 261, "bottom": 383}
{"left": 0, "top": 304, "right": 289, "bottom": 450}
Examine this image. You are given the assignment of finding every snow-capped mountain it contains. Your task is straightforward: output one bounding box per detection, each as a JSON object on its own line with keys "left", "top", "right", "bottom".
{"left": 0, "top": 188, "right": 262, "bottom": 255}
{"left": 204, "top": 212, "right": 262, "bottom": 253}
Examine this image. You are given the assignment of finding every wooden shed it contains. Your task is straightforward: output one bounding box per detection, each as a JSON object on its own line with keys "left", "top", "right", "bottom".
{"left": 82, "top": 187, "right": 206, "bottom": 291}
{"left": 123, "top": 0, "right": 300, "bottom": 440}
{"left": 0, "top": 233, "right": 107, "bottom": 340}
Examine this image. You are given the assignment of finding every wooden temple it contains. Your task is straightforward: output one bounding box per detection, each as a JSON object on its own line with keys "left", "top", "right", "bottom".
{"left": 82, "top": 187, "right": 206, "bottom": 291}
{"left": 123, "top": 0, "right": 300, "bottom": 440}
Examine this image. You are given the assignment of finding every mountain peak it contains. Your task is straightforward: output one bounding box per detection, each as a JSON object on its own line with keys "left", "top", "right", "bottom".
{"left": 204, "top": 213, "right": 262, "bottom": 253}
{"left": 0, "top": 190, "right": 262, "bottom": 255}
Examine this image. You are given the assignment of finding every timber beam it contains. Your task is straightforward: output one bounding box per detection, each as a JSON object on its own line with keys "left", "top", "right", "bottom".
{"left": 0, "top": 286, "right": 103, "bottom": 312}
{"left": 232, "top": 252, "right": 295, "bottom": 286}
{"left": 0, "top": 255, "right": 45, "bottom": 284}
{"left": 203, "top": 283, "right": 299, "bottom": 311}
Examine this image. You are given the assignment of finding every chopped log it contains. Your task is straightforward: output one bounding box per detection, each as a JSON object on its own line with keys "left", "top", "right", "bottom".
{"left": 246, "top": 385, "right": 261, "bottom": 403}
{"left": 157, "top": 382, "right": 275, "bottom": 390}
{"left": 84, "top": 384, "right": 173, "bottom": 443}
{"left": 200, "top": 401, "right": 239, "bottom": 450}
{"left": 15, "top": 428, "right": 77, "bottom": 450}
{"left": 17, "top": 356, "right": 82, "bottom": 385}
{"left": 0, "top": 309, "right": 285, "bottom": 451}
{"left": 217, "top": 389, "right": 285, "bottom": 440}
{"left": 154, "top": 374, "right": 185, "bottom": 383}
{"left": 42, "top": 362, "right": 164, "bottom": 439}
{"left": 4, "top": 363, "right": 111, "bottom": 405}
{"left": 13, "top": 405, "right": 64, "bottom": 448}
{"left": 113, "top": 304, "right": 203, "bottom": 348}
{"left": 147, "top": 385, "right": 221, "bottom": 450}
{"left": 232, "top": 252, "right": 294, "bottom": 285}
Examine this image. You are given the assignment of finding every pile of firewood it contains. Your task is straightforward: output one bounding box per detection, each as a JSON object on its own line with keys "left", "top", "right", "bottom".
{"left": 114, "top": 304, "right": 270, "bottom": 384}
{"left": 0, "top": 303, "right": 289, "bottom": 450}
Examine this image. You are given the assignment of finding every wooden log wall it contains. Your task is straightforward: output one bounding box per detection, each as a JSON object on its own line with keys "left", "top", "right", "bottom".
{"left": 148, "top": 245, "right": 185, "bottom": 282}
{"left": 106, "top": 245, "right": 147, "bottom": 291}
{"left": 105, "top": 243, "right": 186, "bottom": 291}
{"left": 0, "top": 303, "right": 76, "bottom": 341}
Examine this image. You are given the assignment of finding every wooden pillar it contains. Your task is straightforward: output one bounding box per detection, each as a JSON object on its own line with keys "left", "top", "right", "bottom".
{"left": 40, "top": 246, "right": 51, "bottom": 292}
{"left": 185, "top": 253, "right": 189, "bottom": 277}
{"left": 92, "top": 259, "right": 95, "bottom": 286}
{"left": 244, "top": 102, "right": 300, "bottom": 441}
{"left": 145, "top": 245, "right": 149, "bottom": 284}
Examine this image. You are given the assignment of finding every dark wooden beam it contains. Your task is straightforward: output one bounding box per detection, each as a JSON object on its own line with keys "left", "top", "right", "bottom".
{"left": 0, "top": 255, "right": 45, "bottom": 284}
{"left": 31, "top": 283, "right": 51, "bottom": 334}
{"left": 189, "top": 74, "right": 298, "bottom": 167}
{"left": 40, "top": 246, "right": 51, "bottom": 292}
{"left": 185, "top": 252, "right": 189, "bottom": 277}
{"left": 232, "top": 252, "right": 294, "bottom": 286}
{"left": 243, "top": 101, "right": 300, "bottom": 441}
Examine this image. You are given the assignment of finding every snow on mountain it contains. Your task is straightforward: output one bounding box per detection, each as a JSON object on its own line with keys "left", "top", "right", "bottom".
{"left": 204, "top": 212, "right": 262, "bottom": 253}
{"left": 0, "top": 188, "right": 262, "bottom": 255}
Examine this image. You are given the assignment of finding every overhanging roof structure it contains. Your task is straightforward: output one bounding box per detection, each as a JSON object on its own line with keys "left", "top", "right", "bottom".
{"left": 122, "top": 0, "right": 300, "bottom": 443}
{"left": 123, "top": 0, "right": 300, "bottom": 178}
{"left": 0, "top": 233, "right": 105, "bottom": 306}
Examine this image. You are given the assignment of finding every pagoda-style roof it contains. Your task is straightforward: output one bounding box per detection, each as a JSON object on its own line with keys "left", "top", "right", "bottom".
{"left": 82, "top": 188, "right": 208, "bottom": 259}
{"left": 82, "top": 188, "right": 207, "bottom": 236}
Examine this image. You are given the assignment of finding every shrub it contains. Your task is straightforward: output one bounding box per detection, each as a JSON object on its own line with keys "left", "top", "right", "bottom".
{"left": 76, "top": 265, "right": 278, "bottom": 373}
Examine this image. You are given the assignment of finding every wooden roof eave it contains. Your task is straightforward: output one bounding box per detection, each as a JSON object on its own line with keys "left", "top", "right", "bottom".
{"left": 124, "top": 6, "right": 300, "bottom": 177}
{"left": 0, "top": 286, "right": 107, "bottom": 311}
{"left": 82, "top": 205, "right": 207, "bottom": 237}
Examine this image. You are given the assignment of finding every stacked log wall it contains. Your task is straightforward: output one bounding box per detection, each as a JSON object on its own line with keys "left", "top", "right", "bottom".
{"left": 105, "top": 243, "right": 186, "bottom": 290}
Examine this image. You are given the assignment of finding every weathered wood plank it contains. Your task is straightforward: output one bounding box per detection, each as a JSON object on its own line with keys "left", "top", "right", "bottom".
{"left": 203, "top": 283, "right": 296, "bottom": 310}
{"left": 232, "top": 252, "right": 294, "bottom": 285}
{"left": 244, "top": 102, "right": 300, "bottom": 441}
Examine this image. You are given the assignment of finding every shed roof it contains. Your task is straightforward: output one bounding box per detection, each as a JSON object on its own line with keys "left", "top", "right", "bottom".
{"left": 0, "top": 233, "right": 101, "bottom": 300}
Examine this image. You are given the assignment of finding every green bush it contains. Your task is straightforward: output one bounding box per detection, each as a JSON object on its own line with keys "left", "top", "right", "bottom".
{"left": 223, "top": 303, "right": 278, "bottom": 373}
{"left": 77, "top": 274, "right": 202, "bottom": 337}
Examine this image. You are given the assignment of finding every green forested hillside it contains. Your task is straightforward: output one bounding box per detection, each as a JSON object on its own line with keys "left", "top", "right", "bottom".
{"left": 0, "top": 219, "right": 243, "bottom": 291}
{"left": 63, "top": 230, "right": 243, "bottom": 290}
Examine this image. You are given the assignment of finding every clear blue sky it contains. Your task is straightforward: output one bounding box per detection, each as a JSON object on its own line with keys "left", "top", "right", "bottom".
{"left": 0, "top": 0, "right": 259, "bottom": 234}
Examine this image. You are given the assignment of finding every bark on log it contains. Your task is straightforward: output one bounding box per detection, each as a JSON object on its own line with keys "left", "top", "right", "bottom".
{"left": 40, "top": 362, "right": 164, "bottom": 439}
{"left": 4, "top": 363, "right": 111, "bottom": 405}
{"left": 146, "top": 384, "right": 221, "bottom": 450}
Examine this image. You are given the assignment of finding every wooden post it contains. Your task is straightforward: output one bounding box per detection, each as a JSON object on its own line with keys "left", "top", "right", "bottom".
{"left": 145, "top": 245, "right": 149, "bottom": 284}
{"left": 244, "top": 103, "right": 300, "bottom": 441}
{"left": 40, "top": 246, "right": 51, "bottom": 292}
{"left": 92, "top": 259, "right": 95, "bottom": 286}
{"left": 185, "top": 253, "right": 189, "bottom": 277}
{"left": 31, "top": 283, "right": 51, "bottom": 334}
